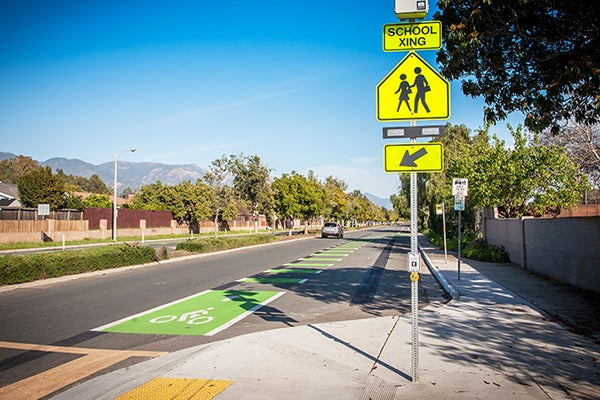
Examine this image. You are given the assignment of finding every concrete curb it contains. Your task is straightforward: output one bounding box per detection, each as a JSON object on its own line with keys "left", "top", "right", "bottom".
{"left": 419, "top": 243, "right": 460, "bottom": 301}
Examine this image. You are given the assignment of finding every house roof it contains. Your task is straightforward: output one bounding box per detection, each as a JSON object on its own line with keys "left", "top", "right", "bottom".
{"left": 0, "top": 182, "right": 18, "bottom": 198}
{"left": 0, "top": 182, "right": 21, "bottom": 208}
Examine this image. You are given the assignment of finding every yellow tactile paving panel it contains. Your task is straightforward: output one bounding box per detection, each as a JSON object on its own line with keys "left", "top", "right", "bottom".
{"left": 116, "top": 377, "right": 233, "bottom": 400}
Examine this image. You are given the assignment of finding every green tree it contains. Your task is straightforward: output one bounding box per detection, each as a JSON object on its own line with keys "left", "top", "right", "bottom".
{"left": 272, "top": 171, "right": 323, "bottom": 235}
{"left": 468, "top": 126, "right": 590, "bottom": 217}
{"left": 54, "top": 170, "right": 111, "bottom": 195}
{"left": 540, "top": 123, "right": 600, "bottom": 189}
{"left": 347, "top": 190, "right": 375, "bottom": 225}
{"left": 17, "top": 166, "right": 65, "bottom": 209}
{"left": 0, "top": 155, "right": 40, "bottom": 183}
{"left": 62, "top": 193, "right": 85, "bottom": 210}
{"left": 204, "top": 156, "right": 239, "bottom": 237}
{"left": 85, "top": 174, "right": 111, "bottom": 194}
{"left": 436, "top": 0, "right": 600, "bottom": 133}
{"left": 227, "top": 154, "right": 273, "bottom": 233}
{"left": 322, "top": 176, "right": 350, "bottom": 222}
{"left": 83, "top": 194, "right": 113, "bottom": 208}
{"left": 130, "top": 181, "right": 172, "bottom": 211}
{"left": 400, "top": 123, "right": 590, "bottom": 237}
{"left": 132, "top": 180, "right": 212, "bottom": 231}
{"left": 390, "top": 193, "right": 409, "bottom": 219}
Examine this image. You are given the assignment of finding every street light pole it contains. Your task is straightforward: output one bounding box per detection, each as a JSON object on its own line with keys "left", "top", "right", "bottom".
{"left": 113, "top": 148, "right": 136, "bottom": 241}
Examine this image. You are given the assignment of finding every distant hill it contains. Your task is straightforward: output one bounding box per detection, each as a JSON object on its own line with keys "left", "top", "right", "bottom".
{"left": 1, "top": 151, "right": 206, "bottom": 190}
{"left": 365, "top": 193, "right": 392, "bottom": 209}
{"left": 0, "top": 152, "right": 17, "bottom": 161}
{"left": 41, "top": 157, "right": 207, "bottom": 190}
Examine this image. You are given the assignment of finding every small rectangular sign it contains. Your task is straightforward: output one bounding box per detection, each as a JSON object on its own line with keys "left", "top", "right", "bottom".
{"left": 408, "top": 252, "right": 420, "bottom": 272}
{"left": 38, "top": 204, "right": 50, "bottom": 216}
{"left": 454, "top": 196, "right": 465, "bottom": 211}
{"left": 452, "top": 178, "right": 469, "bottom": 196}
{"left": 383, "top": 125, "right": 445, "bottom": 139}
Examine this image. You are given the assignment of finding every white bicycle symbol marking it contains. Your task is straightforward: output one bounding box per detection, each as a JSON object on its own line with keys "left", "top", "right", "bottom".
{"left": 150, "top": 307, "right": 214, "bottom": 325}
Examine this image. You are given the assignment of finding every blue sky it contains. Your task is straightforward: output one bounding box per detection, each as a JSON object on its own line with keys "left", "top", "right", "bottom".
{"left": 0, "top": 1, "right": 523, "bottom": 199}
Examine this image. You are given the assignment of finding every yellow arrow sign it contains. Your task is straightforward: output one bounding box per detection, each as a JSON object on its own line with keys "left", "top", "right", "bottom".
{"left": 384, "top": 143, "right": 444, "bottom": 173}
{"left": 376, "top": 52, "right": 450, "bottom": 121}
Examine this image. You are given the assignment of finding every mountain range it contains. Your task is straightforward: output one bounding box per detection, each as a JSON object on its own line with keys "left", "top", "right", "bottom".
{"left": 0, "top": 152, "right": 392, "bottom": 209}
{"left": 0, "top": 151, "right": 206, "bottom": 192}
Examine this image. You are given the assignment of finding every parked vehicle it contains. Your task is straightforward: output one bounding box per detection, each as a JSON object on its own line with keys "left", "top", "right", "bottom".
{"left": 321, "top": 222, "right": 344, "bottom": 238}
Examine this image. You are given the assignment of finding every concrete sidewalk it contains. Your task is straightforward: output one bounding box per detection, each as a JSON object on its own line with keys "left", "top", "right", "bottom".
{"left": 52, "top": 243, "right": 600, "bottom": 400}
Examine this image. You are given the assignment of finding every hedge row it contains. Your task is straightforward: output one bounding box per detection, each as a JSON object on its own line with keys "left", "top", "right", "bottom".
{"left": 176, "top": 234, "right": 276, "bottom": 253}
{"left": 0, "top": 244, "right": 157, "bottom": 285}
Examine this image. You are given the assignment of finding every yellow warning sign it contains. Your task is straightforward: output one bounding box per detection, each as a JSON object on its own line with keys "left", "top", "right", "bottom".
{"left": 383, "top": 21, "right": 442, "bottom": 51}
{"left": 376, "top": 52, "right": 450, "bottom": 121}
{"left": 384, "top": 142, "right": 444, "bottom": 173}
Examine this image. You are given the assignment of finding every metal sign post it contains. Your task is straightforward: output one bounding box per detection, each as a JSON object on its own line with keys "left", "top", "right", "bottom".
{"left": 379, "top": 4, "right": 448, "bottom": 383}
{"left": 454, "top": 196, "right": 464, "bottom": 280}
{"left": 38, "top": 204, "right": 50, "bottom": 242}
{"left": 436, "top": 203, "right": 448, "bottom": 263}
{"left": 457, "top": 206, "right": 462, "bottom": 280}
{"left": 409, "top": 136, "right": 419, "bottom": 382}
{"left": 453, "top": 178, "right": 468, "bottom": 280}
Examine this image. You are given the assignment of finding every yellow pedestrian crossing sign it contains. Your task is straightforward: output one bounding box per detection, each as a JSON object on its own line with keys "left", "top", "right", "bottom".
{"left": 376, "top": 52, "right": 450, "bottom": 121}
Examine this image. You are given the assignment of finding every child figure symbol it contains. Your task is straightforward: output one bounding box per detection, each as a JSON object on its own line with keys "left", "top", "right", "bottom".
{"left": 394, "top": 74, "right": 412, "bottom": 113}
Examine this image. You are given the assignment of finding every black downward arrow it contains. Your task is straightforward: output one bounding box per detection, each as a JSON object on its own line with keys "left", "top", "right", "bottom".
{"left": 400, "top": 147, "right": 428, "bottom": 167}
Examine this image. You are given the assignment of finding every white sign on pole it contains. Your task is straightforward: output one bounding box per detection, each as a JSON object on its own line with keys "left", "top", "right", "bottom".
{"left": 408, "top": 252, "right": 420, "bottom": 272}
{"left": 38, "top": 204, "right": 50, "bottom": 216}
{"left": 452, "top": 178, "right": 468, "bottom": 196}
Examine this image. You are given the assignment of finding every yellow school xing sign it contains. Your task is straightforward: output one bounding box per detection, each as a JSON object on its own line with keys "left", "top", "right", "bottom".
{"left": 383, "top": 21, "right": 442, "bottom": 51}
{"left": 384, "top": 142, "right": 444, "bottom": 173}
{"left": 376, "top": 52, "right": 450, "bottom": 121}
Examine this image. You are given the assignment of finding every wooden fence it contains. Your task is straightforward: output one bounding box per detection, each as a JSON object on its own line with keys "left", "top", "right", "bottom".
{"left": 0, "top": 208, "right": 83, "bottom": 221}
{"left": 0, "top": 220, "right": 88, "bottom": 233}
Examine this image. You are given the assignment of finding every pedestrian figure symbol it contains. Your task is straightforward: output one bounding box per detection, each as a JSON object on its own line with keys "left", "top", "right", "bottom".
{"left": 395, "top": 74, "right": 412, "bottom": 113}
{"left": 377, "top": 51, "right": 450, "bottom": 121}
{"left": 412, "top": 67, "right": 430, "bottom": 113}
{"left": 395, "top": 68, "right": 431, "bottom": 114}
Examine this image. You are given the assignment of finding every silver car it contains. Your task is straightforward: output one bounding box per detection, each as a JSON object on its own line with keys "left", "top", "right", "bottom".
{"left": 321, "top": 222, "right": 344, "bottom": 238}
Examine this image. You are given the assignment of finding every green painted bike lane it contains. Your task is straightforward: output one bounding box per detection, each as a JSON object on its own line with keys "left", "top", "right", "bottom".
{"left": 93, "top": 238, "right": 374, "bottom": 337}
{"left": 94, "top": 290, "right": 283, "bottom": 336}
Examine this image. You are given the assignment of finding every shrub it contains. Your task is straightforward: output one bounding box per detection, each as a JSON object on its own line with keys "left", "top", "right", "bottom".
{"left": 462, "top": 239, "right": 510, "bottom": 263}
{"left": 423, "top": 229, "right": 510, "bottom": 263}
{"left": 0, "top": 244, "right": 157, "bottom": 285}
{"left": 176, "top": 234, "right": 275, "bottom": 253}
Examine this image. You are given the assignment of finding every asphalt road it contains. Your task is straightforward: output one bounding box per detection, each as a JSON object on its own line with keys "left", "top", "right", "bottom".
{"left": 0, "top": 225, "right": 447, "bottom": 396}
